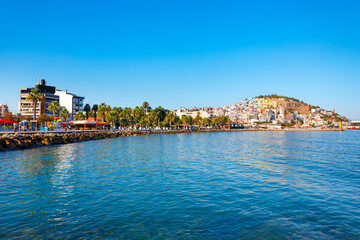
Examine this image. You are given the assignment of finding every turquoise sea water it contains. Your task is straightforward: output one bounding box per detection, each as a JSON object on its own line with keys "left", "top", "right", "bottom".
{"left": 1, "top": 131, "right": 360, "bottom": 239}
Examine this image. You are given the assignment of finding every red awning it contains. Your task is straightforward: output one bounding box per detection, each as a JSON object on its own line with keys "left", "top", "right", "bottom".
{"left": 0, "top": 119, "right": 19, "bottom": 124}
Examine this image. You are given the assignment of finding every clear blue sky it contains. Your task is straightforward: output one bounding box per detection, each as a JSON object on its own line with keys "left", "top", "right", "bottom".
{"left": 1, "top": 0, "right": 359, "bottom": 120}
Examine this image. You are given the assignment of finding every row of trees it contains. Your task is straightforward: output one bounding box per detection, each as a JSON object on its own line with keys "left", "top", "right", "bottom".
{"left": 74, "top": 101, "right": 231, "bottom": 128}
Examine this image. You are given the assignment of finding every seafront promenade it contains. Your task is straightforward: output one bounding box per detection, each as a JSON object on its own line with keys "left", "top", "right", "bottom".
{"left": 0, "top": 128, "right": 344, "bottom": 151}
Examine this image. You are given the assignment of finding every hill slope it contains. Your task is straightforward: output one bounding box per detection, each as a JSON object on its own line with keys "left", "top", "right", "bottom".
{"left": 256, "top": 94, "right": 321, "bottom": 114}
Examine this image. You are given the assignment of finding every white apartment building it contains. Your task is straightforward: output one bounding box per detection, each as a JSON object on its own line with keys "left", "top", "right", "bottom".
{"left": 55, "top": 90, "right": 84, "bottom": 120}
{"left": 176, "top": 108, "right": 212, "bottom": 119}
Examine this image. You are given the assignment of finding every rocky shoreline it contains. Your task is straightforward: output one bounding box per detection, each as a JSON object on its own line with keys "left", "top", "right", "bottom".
{"left": 0, "top": 129, "right": 215, "bottom": 151}
{"left": 0, "top": 128, "right": 343, "bottom": 151}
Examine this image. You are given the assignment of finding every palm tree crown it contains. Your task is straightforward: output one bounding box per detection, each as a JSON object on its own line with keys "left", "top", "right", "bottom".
{"left": 83, "top": 104, "right": 91, "bottom": 119}
{"left": 26, "top": 89, "right": 43, "bottom": 120}
{"left": 60, "top": 108, "right": 70, "bottom": 122}
{"left": 92, "top": 104, "right": 98, "bottom": 121}
{"left": 75, "top": 111, "right": 85, "bottom": 120}
{"left": 48, "top": 101, "right": 61, "bottom": 117}
{"left": 142, "top": 101, "right": 150, "bottom": 113}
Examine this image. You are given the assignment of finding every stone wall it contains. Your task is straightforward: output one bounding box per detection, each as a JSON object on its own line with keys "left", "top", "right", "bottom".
{"left": 0, "top": 130, "right": 217, "bottom": 151}
{"left": 0, "top": 128, "right": 343, "bottom": 151}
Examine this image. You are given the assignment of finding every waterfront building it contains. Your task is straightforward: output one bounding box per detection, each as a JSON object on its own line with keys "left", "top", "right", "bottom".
{"left": 55, "top": 90, "right": 84, "bottom": 120}
{"left": 175, "top": 107, "right": 193, "bottom": 118}
{"left": 20, "top": 79, "right": 59, "bottom": 119}
{"left": 351, "top": 121, "right": 360, "bottom": 128}
{"left": 20, "top": 79, "right": 85, "bottom": 120}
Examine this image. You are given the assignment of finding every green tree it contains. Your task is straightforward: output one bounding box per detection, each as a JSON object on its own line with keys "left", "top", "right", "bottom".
{"left": 148, "top": 110, "right": 158, "bottom": 126}
{"left": 107, "top": 109, "right": 118, "bottom": 127}
{"left": 165, "top": 113, "right": 176, "bottom": 128}
{"left": 88, "top": 111, "right": 95, "bottom": 118}
{"left": 48, "top": 101, "right": 61, "bottom": 117}
{"left": 92, "top": 104, "right": 98, "bottom": 121}
{"left": 75, "top": 111, "right": 85, "bottom": 120}
{"left": 119, "top": 117, "right": 128, "bottom": 128}
{"left": 194, "top": 112, "right": 202, "bottom": 126}
{"left": 181, "top": 115, "right": 187, "bottom": 125}
{"left": 26, "top": 89, "right": 43, "bottom": 120}
{"left": 37, "top": 113, "right": 54, "bottom": 125}
{"left": 155, "top": 106, "right": 167, "bottom": 124}
{"left": 142, "top": 101, "right": 150, "bottom": 114}
{"left": 213, "top": 117, "right": 221, "bottom": 125}
{"left": 203, "top": 117, "right": 212, "bottom": 127}
{"left": 83, "top": 104, "right": 91, "bottom": 119}
{"left": 132, "top": 106, "right": 145, "bottom": 125}
{"left": 187, "top": 116, "right": 194, "bottom": 125}
{"left": 60, "top": 108, "right": 70, "bottom": 122}
{"left": 180, "top": 115, "right": 193, "bottom": 126}
{"left": 223, "top": 116, "right": 230, "bottom": 124}
{"left": 98, "top": 103, "right": 111, "bottom": 122}
{"left": 19, "top": 115, "right": 31, "bottom": 122}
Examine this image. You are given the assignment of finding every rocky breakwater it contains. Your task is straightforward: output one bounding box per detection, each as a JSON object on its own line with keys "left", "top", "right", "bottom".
{"left": 0, "top": 129, "right": 215, "bottom": 151}
{"left": 0, "top": 131, "right": 146, "bottom": 151}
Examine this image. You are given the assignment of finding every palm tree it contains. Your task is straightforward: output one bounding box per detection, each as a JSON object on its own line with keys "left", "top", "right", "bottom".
{"left": 142, "top": 101, "right": 150, "bottom": 114}
{"left": 223, "top": 116, "right": 230, "bottom": 124}
{"left": 213, "top": 117, "right": 221, "bottom": 126}
{"left": 98, "top": 103, "right": 111, "bottom": 122}
{"left": 48, "top": 101, "right": 61, "bottom": 117}
{"left": 92, "top": 104, "right": 98, "bottom": 121}
{"left": 203, "top": 117, "right": 212, "bottom": 127}
{"left": 60, "top": 108, "right": 70, "bottom": 122}
{"left": 132, "top": 106, "right": 144, "bottom": 125}
{"left": 107, "top": 109, "right": 118, "bottom": 127}
{"left": 148, "top": 110, "right": 158, "bottom": 126}
{"left": 119, "top": 117, "right": 127, "bottom": 128}
{"left": 155, "top": 106, "right": 166, "bottom": 124}
{"left": 181, "top": 115, "right": 188, "bottom": 125}
{"left": 83, "top": 104, "right": 91, "bottom": 119}
{"left": 194, "top": 112, "right": 202, "bottom": 126}
{"left": 75, "top": 111, "right": 85, "bottom": 120}
{"left": 187, "top": 116, "right": 194, "bottom": 126}
{"left": 26, "top": 89, "right": 43, "bottom": 120}
{"left": 165, "top": 113, "right": 176, "bottom": 128}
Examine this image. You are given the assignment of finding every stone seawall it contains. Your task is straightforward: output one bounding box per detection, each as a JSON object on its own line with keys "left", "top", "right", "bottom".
{"left": 0, "top": 130, "right": 220, "bottom": 151}
{"left": 0, "top": 128, "right": 343, "bottom": 151}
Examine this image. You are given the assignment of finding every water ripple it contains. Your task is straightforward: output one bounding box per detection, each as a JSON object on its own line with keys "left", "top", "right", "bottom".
{"left": 1, "top": 131, "right": 360, "bottom": 239}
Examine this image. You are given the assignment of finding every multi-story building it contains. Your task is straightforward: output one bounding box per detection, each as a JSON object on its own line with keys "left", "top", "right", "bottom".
{"left": 55, "top": 90, "right": 84, "bottom": 120}
{"left": 0, "top": 104, "right": 9, "bottom": 118}
{"left": 20, "top": 79, "right": 85, "bottom": 120}
{"left": 20, "top": 79, "right": 59, "bottom": 119}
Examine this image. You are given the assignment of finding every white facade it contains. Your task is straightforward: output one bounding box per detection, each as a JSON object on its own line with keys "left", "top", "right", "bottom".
{"left": 176, "top": 108, "right": 212, "bottom": 119}
{"left": 55, "top": 90, "right": 84, "bottom": 120}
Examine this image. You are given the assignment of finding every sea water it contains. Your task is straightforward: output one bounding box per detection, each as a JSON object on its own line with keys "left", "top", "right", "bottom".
{"left": 1, "top": 131, "right": 359, "bottom": 239}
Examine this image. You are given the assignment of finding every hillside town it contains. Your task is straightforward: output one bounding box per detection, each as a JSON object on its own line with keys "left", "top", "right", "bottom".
{"left": 174, "top": 95, "right": 351, "bottom": 129}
